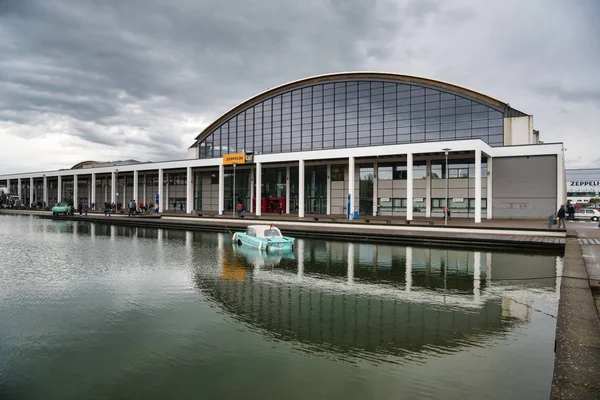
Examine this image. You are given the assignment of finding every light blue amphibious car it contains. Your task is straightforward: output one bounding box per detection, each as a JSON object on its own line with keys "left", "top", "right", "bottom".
{"left": 232, "top": 225, "right": 295, "bottom": 253}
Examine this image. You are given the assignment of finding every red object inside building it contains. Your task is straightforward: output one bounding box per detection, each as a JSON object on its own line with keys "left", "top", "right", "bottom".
{"left": 252, "top": 197, "right": 286, "bottom": 214}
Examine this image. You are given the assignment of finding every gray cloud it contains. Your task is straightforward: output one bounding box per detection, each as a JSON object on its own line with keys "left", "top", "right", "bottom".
{"left": 0, "top": 0, "right": 599, "bottom": 173}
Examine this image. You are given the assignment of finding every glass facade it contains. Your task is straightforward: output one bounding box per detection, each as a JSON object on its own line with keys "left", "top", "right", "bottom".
{"left": 197, "top": 80, "right": 505, "bottom": 159}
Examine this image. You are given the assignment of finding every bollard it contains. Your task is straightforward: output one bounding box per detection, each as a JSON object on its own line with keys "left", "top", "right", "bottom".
{"left": 547, "top": 214, "right": 553, "bottom": 229}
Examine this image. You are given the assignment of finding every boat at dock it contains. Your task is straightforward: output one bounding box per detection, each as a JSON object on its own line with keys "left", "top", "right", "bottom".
{"left": 232, "top": 224, "right": 294, "bottom": 253}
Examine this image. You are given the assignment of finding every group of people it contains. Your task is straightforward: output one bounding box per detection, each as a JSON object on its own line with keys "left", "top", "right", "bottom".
{"left": 100, "top": 200, "right": 159, "bottom": 216}
{"left": 556, "top": 203, "right": 577, "bottom": 228}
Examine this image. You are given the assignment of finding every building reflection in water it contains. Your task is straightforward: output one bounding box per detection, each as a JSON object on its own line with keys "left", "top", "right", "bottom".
{"left": 185, "top": 232, "right": 560, "bottom": 363}
{"left": 55, "top": 222, "right": 560, "bottom": 364}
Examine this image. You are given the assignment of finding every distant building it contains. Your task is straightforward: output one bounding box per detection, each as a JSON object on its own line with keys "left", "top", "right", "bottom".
{"left": 566, "top": 168, "right": 600, "bottom": 204}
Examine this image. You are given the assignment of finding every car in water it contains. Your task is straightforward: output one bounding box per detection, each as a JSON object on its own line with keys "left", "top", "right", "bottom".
{"left": 52, "top": 202, "right": 73, "bottom": 216}
{"left": 232, "top": 224, "right": 294, "bottom": 253}
{"left": 574, "top": 208, "right": 600, "bottom": 221}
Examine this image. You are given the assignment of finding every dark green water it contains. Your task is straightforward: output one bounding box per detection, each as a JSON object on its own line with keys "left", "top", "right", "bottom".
{"left": 0, "top": 215, "right": 561, "bottom": 399}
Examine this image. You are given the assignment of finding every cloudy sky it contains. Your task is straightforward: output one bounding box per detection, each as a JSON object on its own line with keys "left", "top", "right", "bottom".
{"left": 0, "top": 0, "right": 598, "bottom": 174}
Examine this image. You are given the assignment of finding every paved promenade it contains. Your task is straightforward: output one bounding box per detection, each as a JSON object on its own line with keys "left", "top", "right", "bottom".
{"left": 551, "top": 222, "right": 600, "bottom": 399}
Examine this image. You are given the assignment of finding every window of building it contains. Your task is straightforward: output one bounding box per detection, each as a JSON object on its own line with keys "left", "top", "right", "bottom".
{"left": 331, "top": 165, "right": 344, "bottom": 181}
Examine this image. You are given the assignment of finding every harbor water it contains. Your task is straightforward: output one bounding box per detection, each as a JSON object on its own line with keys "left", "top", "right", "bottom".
{"left": 0, "top": 215, "right": 561, "bottom": 399}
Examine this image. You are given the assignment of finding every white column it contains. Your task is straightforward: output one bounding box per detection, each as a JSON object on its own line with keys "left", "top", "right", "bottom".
{"left": 486, "top": 157, "right": 492, "bottom": 219}
{"left": 29, "top": 177, "right": 33, "bottom": 207}
{"left": 407, "top": 153, "right": 414, "bottom": 221}
{"left": 58, "top": 176, "right": 62, "bottom": 203}
{"left": 142, "top": 175, "right": 146, "bottom": 206}
{"left": 348, "top": 156, "right": 355, "bottom": 220}
{"left": 110, "top": 172, "right": 116, "bottom": 204}
{"left": 6, "top": 179, "right": 10, "bottom": 194}
{"left": 158, "top": 169, "right": 164, "bottom": 212}
{"left": 91, "top": 173, "right": 96, "bottom": 208}
{"left": 372, "top": 161, "right": 378, "bottom": 216}
{"left": 474, "top": 251, "right": 481, "bottom": 303}
{"left": 475, "top": 149, "right": 482, "bottom": 223}
{"left": 405, "top": 246, "right": 413, "bottom": 292}
{"left": 326, "top": 164, "right": 331, "bottom": 215}
{"left": 426, "top": 159, "right": 432, "bottom": 218}
{"left": 250, "top": 167, "right": 255, "bottom": 212}
{"left": 186, "top": 166, "right": 193, "bottom": 214}
{"left": 297, "top": 239, "right": 305, "bottom": 280}
{"left": 255, "top": 162, "right": 261, "bottom": 216}
{"left": 486, "top": 252, "right": 492, "bottom": 287}
{"left": 73, "top": 175, "right": 78, "bottom": 207}
{"left": 43, "top": 176, "right": 47, "bottom": 206}
{"left": 17, "top": 178, "right": 22, "bottom": 200}
{"left": 165, "top": 173, "right": 170, "bottom": 211}
{"left": 347, "top": 243, "right": 354, "bottom": 285}
{"left": 133, "top": 170, "right": 139, "bottom": 205}
{"left": 285, "top": 166, "right": 291, "bottom": 214}
{"left": 298, "top": 160, "right": 305, "bottom": 218}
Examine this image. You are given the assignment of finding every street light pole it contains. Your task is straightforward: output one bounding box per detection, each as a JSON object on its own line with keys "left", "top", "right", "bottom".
{"left": 443, "top": 148, "right": 451, "bottom": 226}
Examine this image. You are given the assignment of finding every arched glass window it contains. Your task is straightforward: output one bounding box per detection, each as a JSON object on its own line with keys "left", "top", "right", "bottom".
{"left": 197, "top": 80, "right": 505, "bottom": 159}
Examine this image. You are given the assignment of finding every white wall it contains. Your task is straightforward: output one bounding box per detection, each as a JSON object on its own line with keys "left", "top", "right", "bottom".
{"left": 503, "top": 116, "right": 535, "bottom": 146}
{"left": 187, "top": 146, "right": 199, "bottom": 159}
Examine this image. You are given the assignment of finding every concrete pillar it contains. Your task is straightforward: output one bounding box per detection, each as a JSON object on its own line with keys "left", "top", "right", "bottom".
{"left": 218, "top": 164, "right": 225, "bottom": 215}
{"left": 17, "top": 178, "right": 22, "bottom": 201}
{"left": 110, "top": 172, "right": 116, "bottom": 204}
{"left": 348, "top": 156, "right": 355, "bottom": 220}
{"left": 474, "top": 251, "right": 481, "bottom": 302}
{"left": 6, "top": 179, "right": 10, "bottom": 194}
{"left": 486, "top": 157, "right": 492, "bottom": 219}
{"left": 29, "top": 177, "right": 33, "bottom": 207}
{"left": 426, "top": 159, "right": 432, "bottom": 218}
{"left": 186, "top": 166, "right": 193, "bottom": 214}
{"left": 165, "top": 173, "right": 170, "bottom": 211}
{"left": 158, "top": 169, "right": 164, "bottom": 212}
{"left": 285, "top": 166, "right": 290, "bottom": 215}
{"left": 133, "top": 170, "right": 139, "bottom": 205}
{"left": 91, "top": 173, "right": 96, "bottom": 208}
{"left": 57, "top": 176, "right": 62, "bottom": 203}
{"left": 298, "top": 159, "right": 305, "bottom": 218}
{"left": 297, "top": 239, "right": 305, "bottom": 280}
{"left": 326, "top": 164, "right": 331, "bottom": 215}
{"left": 43, "top": 176, "right": 47, "bottom": 206}
{"left": 347, "top": 243, "right": 354, "bottom": 285}
{"left": 255, "top": 162, "right": 261, "bottom": 216}
{"left": 475, "top": 149, "right": 482, "bottom": 223}
{"left": 372, "top": 161, "right": 378, "bottom": 216}
{"left": 407, "top": 153, "right": 413, "bottom": 221}
{"left": 405, "top": 246, "right": 413, "bottom": 292}
{"left": 250, "top": 167, "right": 255, "bottom": 212}
{"left": 142, "top": 174, "right": 146, "bottom": 207}
{"left": 73, "top": 175, "right": 78, "bottom": 207}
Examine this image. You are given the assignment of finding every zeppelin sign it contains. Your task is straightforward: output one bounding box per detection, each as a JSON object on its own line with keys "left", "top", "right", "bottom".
{"left": 223, "top": 152, "right": 253, "bottom": 165}
{"left": 569, "top": 181, "right": 600, "bottom": 187}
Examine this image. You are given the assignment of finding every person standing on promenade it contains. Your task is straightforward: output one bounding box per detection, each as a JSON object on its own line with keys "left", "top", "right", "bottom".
{"left": 557, "top": 205, "right": 566, "bottom": 229}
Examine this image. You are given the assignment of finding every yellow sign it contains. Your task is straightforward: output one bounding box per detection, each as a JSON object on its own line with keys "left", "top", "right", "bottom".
{"left": 223, "top": 152, "right": 246, "bottom": 165}
{"left": 223, "top": 152, "right": 253, "bottom": 165}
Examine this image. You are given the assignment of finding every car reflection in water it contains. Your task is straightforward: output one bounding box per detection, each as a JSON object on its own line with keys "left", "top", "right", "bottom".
{"left": 192, "top": 234, "right": 560, "bottom": 365}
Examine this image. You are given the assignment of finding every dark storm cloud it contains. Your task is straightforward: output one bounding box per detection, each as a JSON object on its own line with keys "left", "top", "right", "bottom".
{"left": 0, "top": 0, "right": 410, "bottom": 157}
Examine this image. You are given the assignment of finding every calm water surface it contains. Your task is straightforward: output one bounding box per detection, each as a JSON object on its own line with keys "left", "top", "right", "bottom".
{"left": 0, "top": 215, "right": 561, "bottom": 399}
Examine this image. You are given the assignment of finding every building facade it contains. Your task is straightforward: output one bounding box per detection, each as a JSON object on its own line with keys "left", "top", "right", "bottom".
{"left": 0, "top": 72, "right": 566, "bottom": 220}
{"left": 566, "top": 168, "right": 600, "bottom": 204}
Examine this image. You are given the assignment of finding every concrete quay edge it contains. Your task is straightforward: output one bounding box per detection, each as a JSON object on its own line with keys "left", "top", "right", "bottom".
{"left": 1, "top": 209, "right": 565, "bottom": 251}
{"left": 551, "top": 235, "right": 600, "bottom": 399}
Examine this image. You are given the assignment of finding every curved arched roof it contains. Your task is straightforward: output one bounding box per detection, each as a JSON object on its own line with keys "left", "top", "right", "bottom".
{"left": 195, "top": 72, "right": 525, "bottom": 143}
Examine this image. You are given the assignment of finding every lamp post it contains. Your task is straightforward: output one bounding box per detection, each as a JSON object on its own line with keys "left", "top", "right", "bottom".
{"left": 442, "top": 148, "right": 451, "bottom": 226}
